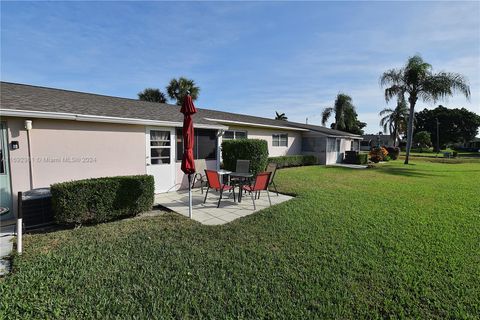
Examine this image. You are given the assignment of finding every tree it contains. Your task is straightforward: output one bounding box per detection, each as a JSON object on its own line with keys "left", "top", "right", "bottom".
{"left": 275, "top": 111, "right": 288, "bottom": 121}
{"left": 413, "top": 131, "right": 431, "bottom": 151}
{"left": 138, "top": 88, "right": 167, "bottom": 103}
{"left": 415, "top": 105, "right": 480, "bottom": 150}
{"left": 379, "top": 96, "right": 409, "bottom": 146}
{"left": 166, "top": 77, "right": 200, "bottom": 106}
{"left": 380, "top": 54, "right": 470, "bottom": 164}
{"left": 321, "top": 93, "right": 366, "bottom": 135}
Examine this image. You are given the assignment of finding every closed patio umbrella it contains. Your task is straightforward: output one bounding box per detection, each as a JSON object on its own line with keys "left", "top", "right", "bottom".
{"left": 180, "top": 94, "right": 197, "bottom": 218}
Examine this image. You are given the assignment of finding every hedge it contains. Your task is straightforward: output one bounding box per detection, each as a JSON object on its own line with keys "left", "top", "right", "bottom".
{"left": 268, "top": 155, "right": 317, "bottom": 168}
{"left": 51, "top": 175, "right": 155, "bottom": 225}
{"left": 386, "top": 146, "right": 400, "bottom": 160}
{"left": 357, "top": 153, "right": 368, "bottom": 164}
{"left": 221, "top": 139, "right": 269, "bottom": 176}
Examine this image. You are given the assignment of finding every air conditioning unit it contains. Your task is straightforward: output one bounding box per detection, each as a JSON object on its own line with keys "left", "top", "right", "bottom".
{"left": 18, "top": 188, "right": 54, "bottom": 230}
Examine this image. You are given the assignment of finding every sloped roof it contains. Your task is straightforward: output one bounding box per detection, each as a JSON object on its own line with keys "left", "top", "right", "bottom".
{"left": 0, "top": 81, "right": 361, "bottom": 137}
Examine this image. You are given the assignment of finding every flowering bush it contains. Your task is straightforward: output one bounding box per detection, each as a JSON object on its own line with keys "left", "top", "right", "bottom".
{"left": 369, "top": 147, "right": 389, "bottom": 163}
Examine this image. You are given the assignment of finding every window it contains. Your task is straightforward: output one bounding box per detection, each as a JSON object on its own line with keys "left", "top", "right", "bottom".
{"left": 336, "top": 139, "right": 341, "bottom": 152}
{"left": 272, "top": 133, "right": 288, "bottom": 147}
{"left": 176, "top": 128, "right": 217, "bottom": 160}
{"left": 150, "top": 130, "right": 171, "bottom": 164}
{"left": 223, "top": 130, "right": 247, "bottom": 140}
{"left": 302, "top": 137, "right": 316, "bottom": 152}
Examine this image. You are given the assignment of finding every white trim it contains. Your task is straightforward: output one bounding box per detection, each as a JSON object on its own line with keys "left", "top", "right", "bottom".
{"left": 0, "top": 109, "right": 228, "bottom": 130}
{"left": 203, "top": 118, "right": 309, "bottom": 131}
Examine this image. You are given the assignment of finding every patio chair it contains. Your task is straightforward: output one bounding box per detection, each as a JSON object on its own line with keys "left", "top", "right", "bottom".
{"left": 231, "top": 159, "right": 251, "bottom": 196}
{"left": 204, "top": 169, "right": 236, "bottom": 208}
{"left": 242, "top": 172, "right": 272, "bottom": 210}
{"left": 265, "top": 162, "right": 279, "bottom": 196}
{"left": 235, "top": 159, "right": 250, "bottom": 173}
{"left": 192, "top": 159, "right": 207, "bottom": 193}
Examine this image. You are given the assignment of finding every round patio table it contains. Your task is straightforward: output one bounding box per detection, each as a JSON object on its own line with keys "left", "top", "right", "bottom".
{"left": 230, "top": 172, "right": 253, "bottom": 203}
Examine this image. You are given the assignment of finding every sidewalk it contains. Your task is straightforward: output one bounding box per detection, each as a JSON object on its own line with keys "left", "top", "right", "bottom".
{"left": 0, "top": 223, "right": 15, "bottom": 276}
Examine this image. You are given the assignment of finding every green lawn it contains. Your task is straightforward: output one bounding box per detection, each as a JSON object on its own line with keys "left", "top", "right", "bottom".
{"left": 1, "top": 159, "right": 479, "bottom": 319}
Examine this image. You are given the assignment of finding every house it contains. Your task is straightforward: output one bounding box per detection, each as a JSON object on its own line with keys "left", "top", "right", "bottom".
{"left": 0, "top": 82, "right": 362, "bottom": 216}
{"left": 361, "top": 133, "right": 395, "bottom": 151}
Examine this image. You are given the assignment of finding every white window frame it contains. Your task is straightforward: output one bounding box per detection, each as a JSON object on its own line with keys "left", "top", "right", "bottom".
{"left": 223, "top": 130, "right": 248, "bottom": 140}
{"left": 149, "top": 130, "right": 172, "bottom": 165}
{"left": 272, "top": 133, "right": 288, "bottom": 147}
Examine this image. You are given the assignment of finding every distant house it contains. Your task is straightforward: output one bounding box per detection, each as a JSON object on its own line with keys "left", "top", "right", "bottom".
{"left": 361, "top": 133, "right": 395, "bottom": 150}
{"left": 0, "top": 82, "right": 362, "bottom": 216}
{"left": 456, "top": 138, "right": 480, "bottom": 151}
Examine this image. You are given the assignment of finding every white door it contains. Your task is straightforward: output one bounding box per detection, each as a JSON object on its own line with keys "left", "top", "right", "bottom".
{"left": 146, "top": 128, "right": 175, "bottom": 193}
{"left": 335, "top": 138, "right": 343, "bottom": 163}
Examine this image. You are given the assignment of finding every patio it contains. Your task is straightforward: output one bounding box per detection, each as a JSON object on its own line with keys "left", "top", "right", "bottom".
{"left": 154, "top": 188, "right": 293, "bottom": 225}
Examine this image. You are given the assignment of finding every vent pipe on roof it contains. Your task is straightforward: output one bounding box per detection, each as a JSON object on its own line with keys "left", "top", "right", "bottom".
{"left": 306, "top": 117, "right": 308, "bottom": 124}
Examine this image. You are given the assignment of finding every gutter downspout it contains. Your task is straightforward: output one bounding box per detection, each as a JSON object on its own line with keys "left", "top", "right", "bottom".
{"left": 25, "top": 120, "right": 34, "bottom": 190}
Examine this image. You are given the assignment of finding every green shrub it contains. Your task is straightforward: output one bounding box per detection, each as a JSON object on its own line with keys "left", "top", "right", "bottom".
{"left": 268, "top": 155, "right": 317, "bottom": 168}
{"left": 51, "top": 175, "right": 155, "bottom": 225}
{"left": 356, "top": 153, "right": 368, "bottom": 164}
{"left": 221, "top": 139, "right": 269, "bottom": 176}
{"left": 386, "top": 147, "right": 400, "bottom": 160}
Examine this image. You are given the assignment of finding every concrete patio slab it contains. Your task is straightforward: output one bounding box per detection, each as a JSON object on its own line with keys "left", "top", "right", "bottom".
{"left": 154, "top": 188, "right": 292, "bottom": 225}
{"left": 0, "top": 224, "right": 15, "bottom": 276}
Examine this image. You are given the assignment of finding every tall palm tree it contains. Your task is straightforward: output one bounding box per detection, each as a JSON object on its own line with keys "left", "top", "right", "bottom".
{"left": 381, "top": 55, "right": 470, "bottom": 164}
{"left": 275, "top": 111, "right": 288, "bottom": 121}
{"left": 322, "top": 93, "right": 358, "bottom": 131}
{"left": 138, "top": 88, "right": 167, "bottom": 103}
{"left": 166, "top": 77, "right": 200, "bottom": 106}
{"left": 379, "top": 96, "right": 409, "bottom": 147}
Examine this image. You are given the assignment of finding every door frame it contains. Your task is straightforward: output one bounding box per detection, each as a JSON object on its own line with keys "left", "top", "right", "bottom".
{"left": 0, "top": 121, "right": 13, "bottom": 218}
{"left": 145, "top": 127, "right": 176, "bottom": 193}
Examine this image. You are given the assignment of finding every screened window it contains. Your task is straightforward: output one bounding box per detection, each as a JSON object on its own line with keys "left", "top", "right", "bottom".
{"left": 176, "top": 128, "right": 217, "bottom": 160}
{"left": 150, "top": 130, "right": 171, "bottom": 164}
{"left": 223, "top": 130, "right": 247, "bottom": 140}
{"left": 272, "top": 134, "right": 288, "bottom": 147}
{"left": 302, "top": 137, "right": 316, "bottom": 152}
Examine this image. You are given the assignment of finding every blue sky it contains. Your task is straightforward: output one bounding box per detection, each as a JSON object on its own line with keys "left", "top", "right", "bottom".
{"left": 1, "top": 1, "right": 479, "bottom": 133}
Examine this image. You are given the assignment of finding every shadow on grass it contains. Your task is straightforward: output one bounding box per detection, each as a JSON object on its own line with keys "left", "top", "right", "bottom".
{"left": 375, "top": 167, "right": 444, "bottom": 178}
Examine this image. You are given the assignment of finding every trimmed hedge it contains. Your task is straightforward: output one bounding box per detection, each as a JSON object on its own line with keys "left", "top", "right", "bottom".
{"left": 268, "top": 155, "right": 317, "bottom": 168}
{"left": 51, "top": 175, "right": 155, "bottom": 225}
{"left": 221, "top": 139, "right": 269, "bottom": 176}
{"left": 386, "top": 147, "right": 400, "bottom": 160}
{"left": 357, "top": 153, "right": 368, "bottom": 164}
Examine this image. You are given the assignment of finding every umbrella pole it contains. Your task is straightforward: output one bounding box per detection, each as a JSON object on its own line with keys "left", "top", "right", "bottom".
{"left": 188, "top": 174, "right": 192, "bottom": 219}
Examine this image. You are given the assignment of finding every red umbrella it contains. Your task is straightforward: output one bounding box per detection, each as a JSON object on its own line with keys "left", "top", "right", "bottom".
{"left": 180, "top": 95, "right": 197, "bottom": 218}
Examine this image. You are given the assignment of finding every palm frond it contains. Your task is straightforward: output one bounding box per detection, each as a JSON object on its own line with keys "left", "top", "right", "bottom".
{"left": 321, "top": 107, "right": 333, "bottom": 126}
{"left": 423, "top": 72, "right": 471, "bottom": 103}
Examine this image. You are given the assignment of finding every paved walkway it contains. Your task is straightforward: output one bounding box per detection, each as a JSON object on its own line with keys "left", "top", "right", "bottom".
{"left": 329, "top": 163, "right": 368, "bottom": 169}
{"left": 0, "top": 223, "right": 15, "bottom": 276}
{"left": 155, "top": 188, "right": 292, "bottom": 225}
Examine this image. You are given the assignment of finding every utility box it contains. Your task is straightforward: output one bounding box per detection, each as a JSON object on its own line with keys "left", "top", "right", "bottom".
{"left": 18, "top": 188, "right": 53, "bottom": 230}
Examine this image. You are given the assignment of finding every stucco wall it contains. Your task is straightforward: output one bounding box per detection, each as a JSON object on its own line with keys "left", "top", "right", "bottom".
{"left": 6, "top": 117, "right": 146, "bottom": 213}
{"left": 226, "top": 125, "right": 302, "bottom": 157}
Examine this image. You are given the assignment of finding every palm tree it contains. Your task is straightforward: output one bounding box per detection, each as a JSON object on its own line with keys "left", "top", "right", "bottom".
{"left": 379, "top": 96, "right": 409, "bottom": 147}
{"left": 380, "top": 55, "right": 470, "bottom": 164}
{"left": 138, "top": 88, "right": 167, "bottom": 103}
{"left": 275, "top": 111, "right": 288, "bottom": 121}
{"left": 322, "top": 93, "right": 362, "bottom": 133}
{"left": 166, "top": 77, "right": 200, "bottom": 106}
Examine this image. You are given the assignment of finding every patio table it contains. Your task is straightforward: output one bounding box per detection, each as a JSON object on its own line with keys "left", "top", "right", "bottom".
{"left": 230, "top": 172, "right": 253, "bottom": 203}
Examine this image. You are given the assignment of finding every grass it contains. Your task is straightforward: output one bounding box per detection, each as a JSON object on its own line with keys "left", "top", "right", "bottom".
{"left": 1, "top": 159, "right": 479, "bottom": 319}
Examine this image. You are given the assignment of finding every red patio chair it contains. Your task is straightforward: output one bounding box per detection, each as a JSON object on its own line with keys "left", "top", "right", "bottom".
{"left": 204, "top": 169, "right": 236, "bottom": 208}
{"left": 242, "top": 172, "right": 271, "bottom": 210}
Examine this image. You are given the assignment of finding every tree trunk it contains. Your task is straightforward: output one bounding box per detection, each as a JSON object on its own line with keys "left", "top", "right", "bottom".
{"left": 404, "top": 97, "right": 417, "bottom": 164}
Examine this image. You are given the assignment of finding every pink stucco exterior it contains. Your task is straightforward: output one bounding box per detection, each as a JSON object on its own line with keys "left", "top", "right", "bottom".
{"left": 5, "top": 117, "right": 147, "bottom": 213}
